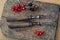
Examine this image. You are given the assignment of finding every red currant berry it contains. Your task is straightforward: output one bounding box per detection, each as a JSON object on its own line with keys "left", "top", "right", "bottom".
{"left": 12, "top": 5, "right": 16, "bottom": 11}
{"left": 15, "top": 7, "right": 18, "bottom": 12}
{"left": 17, "top": 3, "right": 21, "bottom": 8}
{"left": 41, "top": 31, "right": 44, "bottom": 35}
{"left": 21, "top": 3, "right": 25, "bottom": 7}
{"left": 36, "top": 31, "right": 41, "bottom": 36}
{"left": 18, "top": 7, "right": 21, "bottom": 11}
{"left": 36, "top": 31, "right": 44, "bottom": 36}
{"left": 21, "top": 7, "right": 26, "bottom": 10}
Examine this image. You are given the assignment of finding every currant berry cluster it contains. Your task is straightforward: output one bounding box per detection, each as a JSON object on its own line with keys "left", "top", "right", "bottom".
{"left": 12, "top": 3, "right": 39, "bottom": 12}
{"left": 28, "top": 3, "right": 39, "bottom": 11}
{"left": 12, "top": 3, "right": 26, "bottom": 12}
{"left": 33, "top": 30, "right": 44, "bottom": 36}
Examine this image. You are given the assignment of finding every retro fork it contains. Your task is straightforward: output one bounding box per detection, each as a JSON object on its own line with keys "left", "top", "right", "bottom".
{"left": 8, "top": 21, "right": 54, "bottom": 29}
{"left": 6, "top": 15, "right": 51, "bottom": 22}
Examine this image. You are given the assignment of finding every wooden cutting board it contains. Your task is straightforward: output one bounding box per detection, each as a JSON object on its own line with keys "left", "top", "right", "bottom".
{"left": 0, "top": 0, "right": 60, "bottom": 40}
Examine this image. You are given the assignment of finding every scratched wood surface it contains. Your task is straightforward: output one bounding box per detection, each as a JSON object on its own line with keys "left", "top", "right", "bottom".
{"left": 1, "top": 0, "right": 59, "bottom": 40}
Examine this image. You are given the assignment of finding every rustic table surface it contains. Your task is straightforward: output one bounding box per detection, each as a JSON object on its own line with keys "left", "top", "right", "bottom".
{"left": 0, "top": 0, "right": 60, "bottom": 40}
